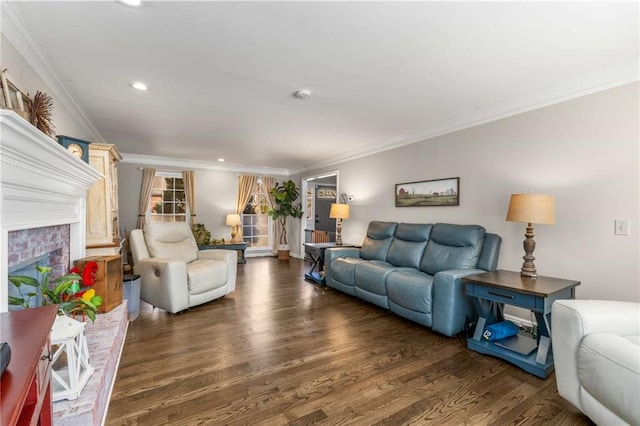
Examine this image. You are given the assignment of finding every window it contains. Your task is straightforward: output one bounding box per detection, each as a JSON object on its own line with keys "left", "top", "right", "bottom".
{"left": 148, "top": 173, "right": 186, "bottom": 223}
{"left": 241, "top": 181, "right": 272, "bottom": 249}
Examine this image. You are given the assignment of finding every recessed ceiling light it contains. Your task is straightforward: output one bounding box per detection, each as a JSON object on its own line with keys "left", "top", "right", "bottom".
{"left": 129, "top": 81, "right": 148, "bottom": 91}
{"left": 117, "top": 0, "right": 142, "bottom": 7}
{"left": 217, "top": 158, "right": 225, "bottom": 162}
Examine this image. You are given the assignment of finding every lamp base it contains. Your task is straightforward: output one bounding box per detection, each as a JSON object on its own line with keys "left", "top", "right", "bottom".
{"left": 520, "top": 269, "right": 538, "bottom": 279}
{"left": 520, "top": 223, "right": 538, "bottom": 278}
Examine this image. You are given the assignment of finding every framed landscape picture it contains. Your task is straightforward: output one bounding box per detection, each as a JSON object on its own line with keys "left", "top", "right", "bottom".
{"left": 395, "top": 177, "right": 460, "bottom": 207}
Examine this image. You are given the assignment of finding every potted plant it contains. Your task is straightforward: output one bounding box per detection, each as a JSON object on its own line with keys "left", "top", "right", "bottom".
{"left": 9, "top": 262, "right": 103, "bottom": 321}
{"left": 268, "top": 179, "right": 304, "bottom": 260}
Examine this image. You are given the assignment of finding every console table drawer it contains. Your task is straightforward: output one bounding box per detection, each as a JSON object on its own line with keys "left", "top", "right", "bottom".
{"left": 466, "top": 283, "right": 541, "bottom": 310}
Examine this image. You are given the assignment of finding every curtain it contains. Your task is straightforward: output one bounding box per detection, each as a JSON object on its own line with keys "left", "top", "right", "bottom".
{"left": 236, "top": 175, "right": 257, "bottom": 240}
{"left": 263, "top": 177, "right": 279, "bottom": 253}
{"left": 183, "top": 170, "right": 196, "bottom": 226}
{"left": 136, "top": 168, "right": 156, "bottom": 229}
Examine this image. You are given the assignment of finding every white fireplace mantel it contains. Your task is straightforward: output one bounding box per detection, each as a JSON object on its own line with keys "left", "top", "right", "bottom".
{"left": 1, "top": 110, "right": 102, "bottom": 312}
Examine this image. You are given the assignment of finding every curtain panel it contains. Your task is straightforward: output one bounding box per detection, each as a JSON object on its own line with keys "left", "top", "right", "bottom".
{"left": 263, "top": 177, "right": 280, "bottom": 254}
{"left": 136, "top": 167, "right": 156, "bottom": 229}
{"left": 183, "top": 170, "right": 196, "bottom": 225}
{"left": 236, "top": 175, "right": 257, "bottom": 240}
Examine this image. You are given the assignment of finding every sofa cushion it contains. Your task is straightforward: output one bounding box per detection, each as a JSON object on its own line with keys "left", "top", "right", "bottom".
{"left": 360, "top": 221, "right": 397, "bottom": 261}
{"left": 421, "top": 224, "right": 485, "bottom": 275}
{"left": 386, "top": 270, "right": 434, "bottom": 314}
{"left": 354, "top": 260, "right": 398, "bottom": 296}
{"left": 144, "top": 222, "right": 199, "bottom": 263}
{"left": 187, "top": 259, "right": 228, "bottom": 295}
{"left": 387, "top": 223, "right": 432, "bottom": 268}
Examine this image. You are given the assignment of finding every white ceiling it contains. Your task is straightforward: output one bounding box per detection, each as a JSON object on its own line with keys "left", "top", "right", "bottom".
{"left": 5, "top": 1, "right": 639, "bottom": 174}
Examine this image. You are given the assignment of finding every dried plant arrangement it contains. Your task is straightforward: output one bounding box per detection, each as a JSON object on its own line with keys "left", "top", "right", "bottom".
{"left": 30, "top": 90, "right": 55, "bottom": 138}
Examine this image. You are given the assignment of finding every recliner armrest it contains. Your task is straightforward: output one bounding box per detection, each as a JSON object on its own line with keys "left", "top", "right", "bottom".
{"left": 432, "top": 268, "right": 486, "bottom": 336}
{"left": 552, "top": 299, "right": 640, "bottom": 412}
{"left": 197, "top": 249, "right": 237, "bottom": 293}
{"left": 133, "top": 258, "right": 189, "bottom": 313}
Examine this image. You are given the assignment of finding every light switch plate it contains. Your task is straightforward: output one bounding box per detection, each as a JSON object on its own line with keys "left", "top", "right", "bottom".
{"left": 614, "top": 219, "right": 629, "bottom": 236}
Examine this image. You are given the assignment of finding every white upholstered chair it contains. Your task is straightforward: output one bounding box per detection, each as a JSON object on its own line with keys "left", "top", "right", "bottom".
{"left": 129, "top": 222, "right": 237, "bottom": 314}
{"left": 552, "top": 299, "right": 640, "bottom": 425}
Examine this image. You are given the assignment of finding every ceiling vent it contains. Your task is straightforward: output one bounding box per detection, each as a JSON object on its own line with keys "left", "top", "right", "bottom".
{"left": 294, "top": 89, "right": 311, "bottom": 100}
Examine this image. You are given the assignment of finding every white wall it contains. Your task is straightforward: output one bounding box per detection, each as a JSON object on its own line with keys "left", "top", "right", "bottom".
{"left": 118, "top": 162, "right": 240, "bottom": 242}
{"left": 294, "top": 82, "right": 640, "bottom": 302}
{"left": 1, "top": 34, "right": 96, "bottom": 140}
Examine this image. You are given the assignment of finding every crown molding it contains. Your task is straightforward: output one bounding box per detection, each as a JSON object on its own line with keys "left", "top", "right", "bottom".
{"left": 1, "top": 2, "right": 104, "bottom": 142}
{"left": 121, "top": 153, "right": 290, "bottom": 176}
{"left": 293, "top": 57, "right": 639, "bottom": 175}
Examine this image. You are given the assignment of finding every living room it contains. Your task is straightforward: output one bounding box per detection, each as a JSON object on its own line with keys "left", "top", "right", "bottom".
{"left": 1, "top": 1, "right": 638, "bottom": 425}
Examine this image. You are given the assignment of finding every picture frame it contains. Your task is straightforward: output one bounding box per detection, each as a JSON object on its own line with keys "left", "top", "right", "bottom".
{"left": 1, "top": 70, "right": 31, "bottom": 121}
{"left": 395, "top": 177, "right": 460, "bottom": 207}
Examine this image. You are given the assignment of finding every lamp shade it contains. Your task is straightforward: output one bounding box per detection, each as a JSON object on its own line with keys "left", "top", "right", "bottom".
{"left": 329, "top": 203, "right": 350, "bottom": 219}
{"left": 506, "top": 194, "right": 555, "bottom": 224}
{"left": 225, "top": 213, "right": 241, "bottom": 226}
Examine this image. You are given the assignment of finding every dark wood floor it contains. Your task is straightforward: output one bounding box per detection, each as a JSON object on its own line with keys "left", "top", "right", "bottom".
{"left": 106, "top": 257, "right": 593, "bottom": 425}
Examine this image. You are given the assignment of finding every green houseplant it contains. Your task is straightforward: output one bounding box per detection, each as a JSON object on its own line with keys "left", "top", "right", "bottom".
{"left": 267, "top": 179, "right": 304, "bottom": 260}
{"left": 9, "top": 262, "right": 103, "bottom": 321}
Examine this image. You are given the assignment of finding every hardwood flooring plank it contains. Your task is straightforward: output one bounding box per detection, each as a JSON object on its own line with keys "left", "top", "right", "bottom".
{"left": 106, "top": 257, "right": 592, "bottom": 426}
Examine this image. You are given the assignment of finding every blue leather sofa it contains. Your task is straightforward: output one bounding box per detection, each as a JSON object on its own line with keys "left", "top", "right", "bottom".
{"left": 324, "top": 222, "right": 502, "bottom": 336}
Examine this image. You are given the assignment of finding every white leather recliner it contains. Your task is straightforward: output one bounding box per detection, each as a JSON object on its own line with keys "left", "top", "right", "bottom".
{"left": 552, "top": 299, "right": 640, "bottom": 426}
{"left": 129, "top": 222, "right": 237, "bottom": 314}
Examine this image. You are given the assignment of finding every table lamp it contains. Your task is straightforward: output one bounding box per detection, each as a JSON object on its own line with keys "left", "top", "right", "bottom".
{"left": 226, "top": 214, "right": 241, "bottom": 243}
{"left": 506, "top": 194, "right": 555, "bottom": 278}
{"left": 329, "top": 203, "right": 350, "bottom": 245}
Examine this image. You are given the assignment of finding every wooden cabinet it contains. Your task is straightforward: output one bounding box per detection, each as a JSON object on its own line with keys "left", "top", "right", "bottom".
{"left": 75, "top": 255, "right": 123, "bottom": 313}
{"left": 86, "top": 143, "right": 122, "bottom": 257}
{"left": 0, "top": 305, "right": 57, "bottom": 426}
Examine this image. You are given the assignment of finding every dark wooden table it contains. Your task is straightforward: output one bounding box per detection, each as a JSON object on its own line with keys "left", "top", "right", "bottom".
{"left": 199, "top": 242, "right": 248, "bottom": 264}
{"left": 463, "top": 270, "right": 580, "bottom": 378}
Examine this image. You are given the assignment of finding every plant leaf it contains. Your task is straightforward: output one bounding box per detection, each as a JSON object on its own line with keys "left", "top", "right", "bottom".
{"left": 8, "top": 275, "right": 40, "bottom": 288}
{"left": 8, "top": 296, "right": 26, "bottom": 306}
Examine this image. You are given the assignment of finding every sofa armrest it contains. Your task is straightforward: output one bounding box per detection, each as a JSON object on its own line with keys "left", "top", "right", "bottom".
{"left": 551, "top": 299, "right": 640, "bottom": 411}
{"left": 324, "top": 247, "right": 361, "bottom": 263}
{"left": 432, "top": 268, "right": 486, "bottom": 336}
{"left": 133, "top": 258, "right": 189, "bottom": 313}
{"left": 198, "top": 249, "right": 237, "bottom": 293}
{"left": 324, "top": 247, "right": 361, "bottom": 283}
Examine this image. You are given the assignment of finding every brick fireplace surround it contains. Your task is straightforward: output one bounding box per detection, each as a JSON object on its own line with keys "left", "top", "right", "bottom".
{"left": 1, "top": 110, "right": 128, "bottom": 425}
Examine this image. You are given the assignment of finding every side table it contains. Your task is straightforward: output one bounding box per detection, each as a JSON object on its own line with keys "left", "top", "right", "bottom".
{"left": 463, "top": 270, "right": 580, "bottom": 378}
{"left": 199, "top": 242, "right": 247, "bottom": 264}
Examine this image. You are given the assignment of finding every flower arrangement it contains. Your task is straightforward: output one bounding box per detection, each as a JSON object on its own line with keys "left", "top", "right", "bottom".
{"left": 9, "top": 261, "right": 103, "bottom": 321}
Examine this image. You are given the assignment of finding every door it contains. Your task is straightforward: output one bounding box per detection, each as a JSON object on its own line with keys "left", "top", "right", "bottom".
{"left": 315, "top": 185, "right": 336, "bottom": 233}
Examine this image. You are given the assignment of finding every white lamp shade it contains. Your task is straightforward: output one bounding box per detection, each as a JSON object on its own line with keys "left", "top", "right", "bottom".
{"left": 226, "top": 214, "right": 241, "bottom": 226}
{"left": 329, "top": 203, "right": 350, "bottom": 219}
{"left": 506, "top": 194, "right": 555, "bottom": 224}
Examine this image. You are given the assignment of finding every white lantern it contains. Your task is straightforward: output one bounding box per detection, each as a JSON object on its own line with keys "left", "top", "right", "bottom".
{"left": 50, "top": 315, "right": 94, "bottom": 401}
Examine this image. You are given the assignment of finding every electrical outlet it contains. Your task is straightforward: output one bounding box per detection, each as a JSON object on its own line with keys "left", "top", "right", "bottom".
{"left": 614, "top": 219, "right": 629, "bottom": 236}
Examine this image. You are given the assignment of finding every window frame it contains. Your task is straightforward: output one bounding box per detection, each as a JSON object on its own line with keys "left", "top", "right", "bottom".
{"left": 147, "top": 171, "right": 188, "bottom": 223}
{"left": 241, "top": 180, "right": 273, "bottom": 252}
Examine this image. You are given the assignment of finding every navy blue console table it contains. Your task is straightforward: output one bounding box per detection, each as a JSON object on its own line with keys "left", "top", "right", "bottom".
{"left": 463, "top": 270, "right": 580, "bottom": 378}
{"left": 198, "top": 242, "right": 247, "bottom": 264}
